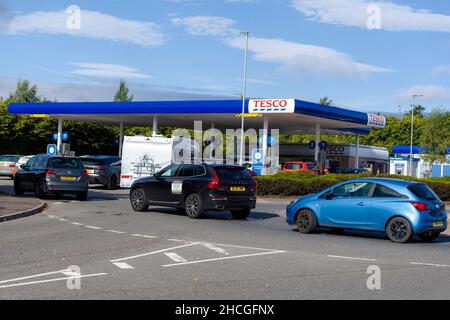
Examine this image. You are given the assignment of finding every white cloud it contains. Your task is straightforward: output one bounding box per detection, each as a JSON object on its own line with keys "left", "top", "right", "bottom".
{"left": 227, "top": 36, "right": 394, "bottom": 77}
{"left": 291, "top": 0, "right": 450, "bottom": 32}
{"left": 69, "top": 63, "right": 152, "bottom": 79}
{"left": 432, "top": 65, "right": 450, "bottom": 77}
{"left": 396, "top": 85, "right": 450, "bottom": 102}
{"left": 4, "top": 8, "right": 166, "bottom": 47}
{"left": 171, "top": 16, "right": 238, "bottom": 36}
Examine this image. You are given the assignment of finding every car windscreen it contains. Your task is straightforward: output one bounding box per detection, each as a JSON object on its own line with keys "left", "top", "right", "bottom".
{"left": 48, "top": 158, "right": 84, "bottom": 169}
{"left": 214, "top": 166, "right": 251, "bottom": 180}
{"left": 81, "top": 158, "right": 105, "bottom": 166}
{"left": 408, "top": 183, "right": 438, "bottom": 201}
{"left": 284, "top": 163, "right": 301, "bottom": 170}
{"left": 0, "top": 155, "right": 20, "bottom": 163}
{"left": 306, "top": 163, "right": 315, "bottom": 170}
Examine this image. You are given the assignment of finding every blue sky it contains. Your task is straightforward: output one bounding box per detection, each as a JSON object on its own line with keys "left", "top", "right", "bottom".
{"left": 0, "top": 0, "right": 449, "bottom": 112}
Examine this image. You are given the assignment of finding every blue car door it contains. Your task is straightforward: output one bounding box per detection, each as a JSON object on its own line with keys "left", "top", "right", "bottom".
{"left": 320, "top": 182, "right": 375, "bottom": 229}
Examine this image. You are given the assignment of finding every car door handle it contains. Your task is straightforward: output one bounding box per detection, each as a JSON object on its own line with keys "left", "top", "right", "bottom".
{"left": 357, "top": 202, "right": 366, "bottom": 206}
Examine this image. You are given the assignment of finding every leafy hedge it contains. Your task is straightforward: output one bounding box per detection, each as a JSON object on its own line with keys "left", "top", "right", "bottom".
{"left": 255, "top": 172, "right": 450, "bottom": 201}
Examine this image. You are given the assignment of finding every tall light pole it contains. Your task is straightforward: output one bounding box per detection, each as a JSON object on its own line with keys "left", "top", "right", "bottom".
{"left": 239, "top": 31, "right": 249, "bottom": 166}
{"left": 410, "top": 94, "right": 423, "bottom": 176}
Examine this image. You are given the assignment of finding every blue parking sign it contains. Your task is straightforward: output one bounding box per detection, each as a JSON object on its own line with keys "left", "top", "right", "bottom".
{"left": 252, "top": 149, "right": 264, "bottom": 175}
{"left": 47, "top": 144, "right": 57, "bottom": 156}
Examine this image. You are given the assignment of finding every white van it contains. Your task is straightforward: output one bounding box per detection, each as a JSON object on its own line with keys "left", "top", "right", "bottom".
{"left": 120, "top": 135, "right": 199, "bottom": 188}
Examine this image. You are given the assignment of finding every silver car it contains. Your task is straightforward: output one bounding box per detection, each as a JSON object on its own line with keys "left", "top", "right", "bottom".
{"left": 14, "top": 155, "right": 89, "bottom": 200}
{"left": 0, "top": 155, "right": 21, "bottom": 179}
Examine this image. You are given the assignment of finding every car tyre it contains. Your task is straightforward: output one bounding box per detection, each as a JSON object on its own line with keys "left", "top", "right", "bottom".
{"left": 185, "top": 194, "right": 204, "bottom": 219}
{"left": 34, "top": 180, "right": 46, "bottom": 199}
{"left": 418, "top": 231, "right": 440, "bottom": 242}
{"left": 106, "top": 175, "right": 118, "bottom": 190}
{"left": 386, "top": 217, "right": 413, "bottom": 243}
{"left": 76, "top": 191, "right": 88, "bottom": 201}
{"left": 130, "top": 188, "right": 147, "bottom": 212}
{"left": 231, "top": 208, "right": 250, "bottom": 220}
{"left": 296, "top": 209, "right": 318, "bottom": 234}
{"left": 14, "top": 179, "right": 24, "bottom": 196}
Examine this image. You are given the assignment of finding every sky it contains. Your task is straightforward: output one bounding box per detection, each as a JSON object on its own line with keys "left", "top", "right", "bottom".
{"left": 0, "top": 0, "right": 449, "bottom": 113}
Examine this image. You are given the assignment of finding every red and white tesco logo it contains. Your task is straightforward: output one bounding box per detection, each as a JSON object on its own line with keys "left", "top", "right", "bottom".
{"left": 251, "top": 99, "right": 288, "bottom": 108}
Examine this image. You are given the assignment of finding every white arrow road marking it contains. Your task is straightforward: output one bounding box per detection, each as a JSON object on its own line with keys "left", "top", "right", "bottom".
{"left": 164, "top": 252, "right": 187, "bottom": 263}
{"left": 162, "top": 250, "right": 285, "bottom": 268}
{"left": 327, "top": 255, "right": 376, "bottom": 262}
{"left": 112, "top": 262, "right": 135, "bottom": 269}
{"left": 110, "top": 242, "right": 200, "bottom": 263}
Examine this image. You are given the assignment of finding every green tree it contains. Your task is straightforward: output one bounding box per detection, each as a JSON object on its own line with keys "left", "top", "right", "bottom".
{"left": 405, "top": 104, "right": 426, "bottom": 117}
{"left": 9, "top": 80, "right": 43, "bottom": 103}
{"left": 319, "top": 96, "right": 333, "bottom": 106}
{"left": 420, "top": 108, "right": 450, "bottom": 165}
{"left": 114, "top": 80, "right": 133, "bottom": 102}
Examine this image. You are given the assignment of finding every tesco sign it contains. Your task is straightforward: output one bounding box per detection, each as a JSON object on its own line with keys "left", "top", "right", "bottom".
{"left": 367, "top": 113, "right": 387, "bottom": 128}
{"left": 249, "top": 99, "right": 295, "bottom": 113}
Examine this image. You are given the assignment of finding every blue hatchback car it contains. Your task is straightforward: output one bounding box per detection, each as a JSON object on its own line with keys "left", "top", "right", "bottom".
{"left": 286, "top": 178, "right": 447, "bottom": 243}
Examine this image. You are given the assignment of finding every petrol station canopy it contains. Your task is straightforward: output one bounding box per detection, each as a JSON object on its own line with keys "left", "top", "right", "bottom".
{"left": 8, "top": 98, "right": 386, "bottom": 135}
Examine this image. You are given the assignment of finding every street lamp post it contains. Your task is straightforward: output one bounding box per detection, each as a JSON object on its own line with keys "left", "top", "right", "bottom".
{"left": 239, "top": 31, "right": 249, "bottom": 166}
{"left": 410, "top": 94, "right": 423, "bottom": 176}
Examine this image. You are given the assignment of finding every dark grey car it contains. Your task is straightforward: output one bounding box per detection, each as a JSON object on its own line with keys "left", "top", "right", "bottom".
{"left": 80, "top": 155, "right": 121, "bottom": 189}
{"left": 14, "top": 155, "right": 89, "bottom": 200}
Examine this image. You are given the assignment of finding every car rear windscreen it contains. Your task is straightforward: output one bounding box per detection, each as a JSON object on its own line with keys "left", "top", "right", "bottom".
{"left": 408, "top": 183, "right": 438, "bottom": 200}
{"left": 214, "top": 166, "right": 251, "bottom": 180}
{"left": 81, "top": 158, "right": 105, "bottom": 166}
{"left": 0, "top": 155, "right": 20, "bottom": 162}
{"left": 48, "top": 158, "right": 84, "bottom": 169}
{"left": 284, "top": 163, "right": 301, "bottom": 170}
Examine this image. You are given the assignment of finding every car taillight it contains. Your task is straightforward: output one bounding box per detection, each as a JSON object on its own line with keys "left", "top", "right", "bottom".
{"left": 9, "top": 163, "right": 15, "bottom": 168}
{"left": 411, "top": 202, "right": 430, "bottom": 211}
{"left": 208, "top": 168, "right": 220, "bottom": 189}
{"left": 81, "top": 170, "right": 89, "bottom": 177}
{"left": 249, "top": 184, "right": 257, "bottom": 191}
{"left": 46, "top": 170, "right": 57, "bottom": 175}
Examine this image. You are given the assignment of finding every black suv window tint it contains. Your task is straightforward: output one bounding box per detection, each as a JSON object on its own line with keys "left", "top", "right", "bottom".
{"left": 178, "top": 165, "right": 195, "bottom": 177}
{"left": 408, "top": 183, "right": 438, "bottom": 201}
{"left": 159, "top": 164, "right": 180, "bottom": 177}
{"left": 214, "top": 166, "right": 251, "bottom": 180}
{"left": 372, "top": 184, "right": 403, "bottom": 198}
{"left": 193, "top": 165, "right": 206, "bottom": 176}
{"left": 48, "top": 158, "right": 83, "bottom": 169}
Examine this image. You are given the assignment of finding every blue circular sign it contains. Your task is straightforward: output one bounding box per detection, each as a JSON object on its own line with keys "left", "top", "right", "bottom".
{"left": 319, "top": 141, "right": 328, "bottom": 150}
{"left": 308, "top": 141, "right": 316, "bottom": 149}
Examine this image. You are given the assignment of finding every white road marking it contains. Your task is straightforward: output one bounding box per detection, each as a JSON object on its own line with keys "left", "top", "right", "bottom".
{"left": 0, "top": 273, "right": 107, "bottom": 289}
{"left": 112, "top": 262, "right": 135, "bottom": 269}
{"left": 61, "top": 270, "right": 81, "bottom": 276}
{"left": 53, "top": 202, "right": 64, "bottom": 205}
{"left": 70, "top": 222, "right": 84, "bottom": 226}
{"left": 46, "top": 215, "right": 56, "bottom": 218}
{"left": 0, "top": 269, "right": 71, "bottom": 285}
{"left": 327, "top": 255, "right": 376, "bottom": 262}
{"left": 201, "top": 243, "right": 229, "bottom": 255}
{"left": 409, "top": 262, "right": 450, "bottom": 268}
{"left": 163, "top": 251, "right": 285, "bottom": 268}
{"left": 106, "top": 230, "right": 126, "bottom": 234}
{"left": 85, "top": 226, "right": 103, "bottom": 230}
{"left": 58, "top": 218, "right": 69, "bottom": 222}
{"left": 167, "top": 239, "right": 187, "bottom": 242}
{"left": 164, "top": 252, "right": 188, "bottom": 263}
{"left": 131, "top": 234, "right": 158, "bottom": 239}
{"left": 111, "top": 242, "right": 200, "bottom": 263}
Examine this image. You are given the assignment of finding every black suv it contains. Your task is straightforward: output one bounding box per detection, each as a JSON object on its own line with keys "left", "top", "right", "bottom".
{"left": 130, "top": 163, "right": 257, "bottom": 219}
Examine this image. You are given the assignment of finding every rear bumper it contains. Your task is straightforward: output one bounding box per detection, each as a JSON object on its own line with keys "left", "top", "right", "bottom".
{"left": 88, "top": 174, "right": 108, "bottom": 185}
{"left": 204, "top": 196, "right": 257, "bottom": 210}
{"left": 46, "top": 182, "right": 88, "bottom": 193}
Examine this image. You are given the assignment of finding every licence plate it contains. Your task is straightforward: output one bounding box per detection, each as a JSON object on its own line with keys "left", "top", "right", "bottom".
{"left": 60, "top": 176, "right": 77, "bottom": 181}
{"left": 230, "top": 186, "right": 245, "bottom": 192}
{"left": 433, "top": 221, "right": 444, "bottom": 228}
{"left": 87, "top": 169, "right": 94, "bottom": 174}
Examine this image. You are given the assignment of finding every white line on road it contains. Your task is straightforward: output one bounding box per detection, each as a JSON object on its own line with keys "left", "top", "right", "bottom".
{"left": 85, "top": 226, "right": 103, "bottom": 230}
{"left": 70, "top": 222, "right": 84, "bottom": 226}
{"left": 106, "top": 230, "right": 126, "bottom": 234}
{"left": 0, "top": 273, "right": 108, "bottom": 289}
{"left": 162, "top": 251, "right": 285, "bottom": 268}
{"left": 112, "top": 262, "right": 135, "bottom": 269}
{"left": 0, "top": 269, "right": 71, "bottom": 285}
{"left": 131, "top": 234, "right": 158, "bottom": 239}
{"left": 164, "top": 252, "right": 188, "bottom": 263}
{"left": 201, "top": 243, "right": 229, "bottom": 255}
{"left": 409, "top": 262, "right": 450, "bottom": 268}
{"left": 111, "top": 242, "right": 200, "bottom": 263}
{"left": 58, "top": 218, "right": 69, "bottom": 222}
{"left": 327, "top": 255, "right": 376, "bottom": 262}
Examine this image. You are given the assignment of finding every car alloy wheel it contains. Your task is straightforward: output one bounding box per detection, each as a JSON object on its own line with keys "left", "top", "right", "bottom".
{"left": 387, "top": 217, "right": 412, "bottom": 243}
{"left": 185, "top": 194, "right": 203, "bottom": 219}
{"left": 296, "top": 209, "right": 318, "bottom": 234}
{"left": 130, "top": 189, "right": 147, "bottom": 212}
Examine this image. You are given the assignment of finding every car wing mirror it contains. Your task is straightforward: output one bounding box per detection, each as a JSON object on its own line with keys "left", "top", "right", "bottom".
{"left": 20, "top": 164, "right": 28, "bottom": 170}
{"left": 325, "top": 193, "right": 333, "bottom": 200}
